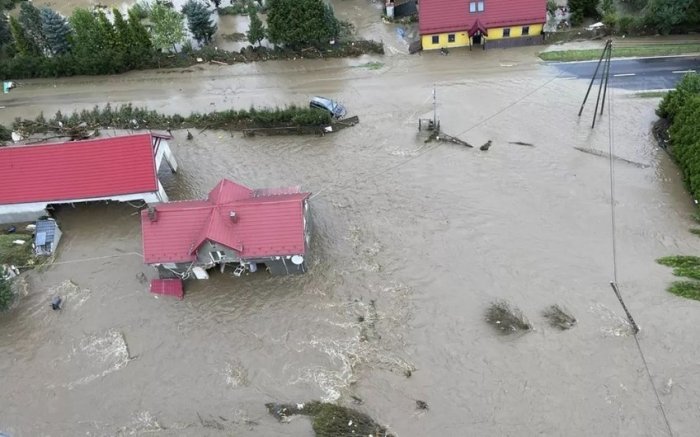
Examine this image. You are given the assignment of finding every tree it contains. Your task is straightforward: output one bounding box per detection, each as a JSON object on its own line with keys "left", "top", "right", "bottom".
{"left": 150, "top": 3, "right": 186, "bottom": 52}
{"left": 96, "top": 11, "right": 118, "bottom": 51}
{"left": 19, "top": 1, "right": 46, "bottom": 53}
{"left": 601, "top": 0, "right": 615, "bottom": 15}
{"left": 246, "top": 1, "right": 265, "bottom": 46}
{"left": 644, "top": 0, "right": 692, "bottom": 35}
{"left": 182, "top": 0, "right": 217, "bottom": 45}
{"left": 0, "top": 14, "right": 12, "bottom": 49}
{"left": 40, "top": 8, "right": 71, "bottom": 55}
{"left": 568, "top": 0, "right": 599, "bottom": 25}
{"left": 211, "top": 0, "right": 222, "bottom": 8}
{"left": 112, "top": 8, "right": 131, "bottom": 54}
{"left": 127, "top": 8, "right": 153, "bottom": 52}
{"left": 266, "top": 0, "right": 338, "bottom": 48}
{"left": 9, "top": 15, "right": 38, "bottom": 56}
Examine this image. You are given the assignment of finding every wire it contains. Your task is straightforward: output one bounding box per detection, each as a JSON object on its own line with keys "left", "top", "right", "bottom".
{"left": 606, "top": 68, "right": 673, "bottom": 437}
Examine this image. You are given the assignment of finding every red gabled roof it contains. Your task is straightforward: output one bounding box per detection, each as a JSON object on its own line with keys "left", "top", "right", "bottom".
{"left": 0, "top": 134, "right": 158, "bottom": 205}
{"left": 141, "top": 179, "right": 310, "bottom": 264}
{"left": 419, "top": 0, "right": 547, "bottom": 35}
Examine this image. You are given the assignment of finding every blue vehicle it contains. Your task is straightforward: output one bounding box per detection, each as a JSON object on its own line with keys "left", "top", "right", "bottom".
{"left": 309, "top": 96, "right": 347, "bottom": 119}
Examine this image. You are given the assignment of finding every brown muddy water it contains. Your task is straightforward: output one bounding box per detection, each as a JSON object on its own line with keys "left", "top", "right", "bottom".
{"left": 2, "top": 29, "right": 700, "bottom": 437}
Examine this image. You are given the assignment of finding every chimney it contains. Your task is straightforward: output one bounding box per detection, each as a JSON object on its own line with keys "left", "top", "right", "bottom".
{"left": 229, "top": 211, "right": 238, "bottom": 222}
{"left": 148, "top": 206, "right": 158, "bottom": 222}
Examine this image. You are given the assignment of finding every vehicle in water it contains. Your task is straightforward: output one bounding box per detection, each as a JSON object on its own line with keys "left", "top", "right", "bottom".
{"left": 310, "top": 96, "right": 347, "bottom": 119}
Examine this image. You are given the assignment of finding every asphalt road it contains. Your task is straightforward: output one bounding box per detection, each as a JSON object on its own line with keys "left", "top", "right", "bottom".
{"left": 549, "top": 55, "right": 700, "bottom": 91}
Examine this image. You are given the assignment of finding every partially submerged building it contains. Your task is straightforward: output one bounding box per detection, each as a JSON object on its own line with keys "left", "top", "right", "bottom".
{"left": 0, "top": 133, "right": 178, "bottom": 224}
{"left": 419, "top": 0, "right": 547, "bottom": 50}
{"left": 141, "top": 179, "right": 311, "bottom": 279}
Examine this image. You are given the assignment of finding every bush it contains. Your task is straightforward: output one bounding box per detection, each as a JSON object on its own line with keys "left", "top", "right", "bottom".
{"left": 617, "top": 15, "right": 635, "bottom": 34}
{"left": 0, "top": 275, "right": 14, "bottom": 311}
{"left": 657, "top": 73, "right": 700, "bottom": 120}
{"left": 602, "top": 12, "right": 617, "bottom": 30}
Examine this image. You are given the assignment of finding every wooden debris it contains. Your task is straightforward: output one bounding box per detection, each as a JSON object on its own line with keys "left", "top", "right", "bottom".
{"left": 480, "top": 140, "right": 492, "bottom": 151}
{"left": 485, "top": 300, "right": 532, "bottom": 334}
{"left": 573, "top": 146, "right": 649, "bottom": 168}
{"left": 509, "top": 141, "right": 535, "bottom": 147}
{"left": 542, "top": 305, "right": 577, "bottom": 330}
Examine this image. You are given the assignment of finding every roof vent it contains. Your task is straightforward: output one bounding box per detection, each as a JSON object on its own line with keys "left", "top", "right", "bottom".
{"left": 229, "top": 211, "right": 238, "bottom": 222}
{"left": 148, "top": 206, "right": 158, "bottom": 222}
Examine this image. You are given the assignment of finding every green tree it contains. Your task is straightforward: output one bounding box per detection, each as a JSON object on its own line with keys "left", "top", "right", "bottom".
{"left": 0, "top": 14, "right": 12, "bottom": 49}
{"left": 246, "top": 1, "right": 265, "bottom": 46}
{"left": 9, "top": 15, "right": 38, "bottom": 56}
{"left": 40, "top": 8, "right": 71, "bottom": 55}
{"left": 644, "top": 0, "right": 692, "bottom": 35}
{"left": 266, "top": 0, "right": 338, "bottom": 48}
{"left": 601, "top": 0, "right": 615, "bottom": 14}
{"left": 19, "top": 1, "right": 46, "bottom": 53}
{"left": 127, "top": 8, "right": 153, "bottom": 51}
{"left": 112, "top": 8, "right": 130, "bottom": 54}
{"left": 150, "top": 3, "right": 186, "bottom": 52}
{"left": 182, "top": 0, "right": 217, "bottom": 45}
{"left": 97, "top": 10, "right": 118, "bottom": 51}
{"left": 568, "top": 0, "right": 599, "bottom": 25}
{"left": 0, "top": 275, "right": 14, "bottom": 312}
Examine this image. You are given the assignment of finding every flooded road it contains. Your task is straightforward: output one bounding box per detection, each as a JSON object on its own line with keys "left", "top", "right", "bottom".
{"left": 3, "top": 7, "right": 700, "bottom": 437}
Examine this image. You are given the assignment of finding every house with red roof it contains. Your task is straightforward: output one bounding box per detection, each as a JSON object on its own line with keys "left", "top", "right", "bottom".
{"left": 419, "top": 0, "right": 547, "bottom": 50}
{"left": 141, "top": 179, "right": 311, "bottom": 279}
{"left": 0, "top": 133, "right": 178, "bottom": 224}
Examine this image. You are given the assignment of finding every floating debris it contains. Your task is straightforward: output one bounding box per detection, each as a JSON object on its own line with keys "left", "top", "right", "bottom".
{"left": 542, "top": 304, "right": 577, "bottom": 330}
{"left": 416, "top": 400, "right": 429, "bottom": 410}
{"left": 479, "top": 140, "right": 492, "bottom": 151}
{"left": 265, "top": 401, "right": 394, "bottom": 437}
{"left": 187, "top": 130, "right": 193, "bottom": 140}
{"left": 485, "top": 300, "right": 532, "bottom": 334}
{"left": 509, "top": 141, "right": 535, "bottom": 147}
{"left": 425, "top": 131, "right": 473, "bottom": 147}
{"left": 350, "top": 395, "right": 363, "bottom": 405}
{"left": 573, "top": 147, "right": 649, "bottom": 168}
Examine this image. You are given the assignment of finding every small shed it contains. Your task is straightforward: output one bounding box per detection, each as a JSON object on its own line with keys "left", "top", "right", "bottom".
{"left": 34, "top": 218, "right": 62, "bottom": 256}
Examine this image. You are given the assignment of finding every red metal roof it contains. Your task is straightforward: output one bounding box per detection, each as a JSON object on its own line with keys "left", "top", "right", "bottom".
{"left": 150, "top": 278, "right": 184, "bottom": 299}
{"left": 419, "top": 0, "right": 547, "bottom": 35}
{"left": 141, "top": 179, "right": 310, "bottom": 264}
{"left": 0, "top": 134, "right": 158, "bottom": 205}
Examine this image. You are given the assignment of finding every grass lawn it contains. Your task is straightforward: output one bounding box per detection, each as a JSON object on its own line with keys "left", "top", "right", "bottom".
{"left": 539, "top": 44, "right": 700, "bottom": 61}
{"left": 0, "top": 233, "right": 35, "bottom": 267}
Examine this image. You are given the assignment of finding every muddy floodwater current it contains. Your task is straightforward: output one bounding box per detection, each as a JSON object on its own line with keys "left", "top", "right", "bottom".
{"left": 2, "top": 15, "right": 700, "bottom": 437}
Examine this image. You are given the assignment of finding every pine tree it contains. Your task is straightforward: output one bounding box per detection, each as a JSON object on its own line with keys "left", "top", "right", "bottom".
{"left": 182, "top": 0, "right": 217, "bottom": 45}
{"left": 0, "top": 14, "right": 12, "bottom": 48}
{"left": 97, "top": 10, "right": 117, "bottom": 51}
{"left": 19, "top": 1, "right": 46, "bottom": 53}
{"left": 9, "top": 15, "right": 39, "bottom": 56}
{"left": 246, "top": 2, "right": 265, "bottom": 46}
{"left": 127, "top": 8, "right": 153, "bottom": 52}
{"left": 40, "top": 8, "right": 72, "bottom": 55}
{"left": 150, "top": 3, "right": 186, "bottom": 52}
{"left": 112, "top": 8, "right": 130, "bottom": 54}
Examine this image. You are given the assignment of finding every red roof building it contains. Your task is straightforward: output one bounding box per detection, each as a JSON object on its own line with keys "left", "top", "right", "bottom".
{"left": 419, "top": 0, "right": 547, "bottom": 50}
{"left": 0, "top": 133, "right": 178, "bottom": 224}
{"left": 141, "top": 179, "right": 311, "bottom": 277}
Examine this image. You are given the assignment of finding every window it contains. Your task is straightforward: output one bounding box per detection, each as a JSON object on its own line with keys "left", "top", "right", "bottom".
{"left": 522, "top": 26, "right": 530, "bottom": 36}
{"left": 477, "top": 1, "right": 484, "bottom": 11}
{"left": 469, "top": 1, "right": 484, "bottom": 12}
{"left": 469, "top": 2, "right": 476, "bottom": 12}
{"left": 448, "top": 34, "right": 456, "bottom": 43}
{"left": 210, "top": 251, "right": 226, "bottom": 262}
{"left": 432, "top": 35, "right": 439, "bottom": 44}
{"left": 502, "top": 28, "right": 510, "bottom": 37}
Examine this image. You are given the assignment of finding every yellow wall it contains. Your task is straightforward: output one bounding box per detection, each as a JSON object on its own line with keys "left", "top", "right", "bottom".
{"left": 486, "top": 23, "right": 543, "bottom": 40}
{"left": 421, "top": 23, "right": 543, "bottom": 50}
{"left": 421, "top": 32, "right": 470, "bottom": 50}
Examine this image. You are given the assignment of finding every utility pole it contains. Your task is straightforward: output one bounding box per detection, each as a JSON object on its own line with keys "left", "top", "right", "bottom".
{"left": 578, "top": 39, "right": 613, "bottom": 128}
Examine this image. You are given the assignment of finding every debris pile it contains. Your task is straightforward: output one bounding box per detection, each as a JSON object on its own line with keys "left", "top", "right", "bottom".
{"left": 485, "top": 300, "right": 532, "bottom": 334}
{"left": 265, "top": 401, "right": 394, "bottom": 437}
{"left": 542, "top": 304, "right": 577, "bottom": 330}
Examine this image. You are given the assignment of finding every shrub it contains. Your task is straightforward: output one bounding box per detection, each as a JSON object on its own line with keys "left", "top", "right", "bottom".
{"left": 0, "top": 275, "right": 14, "bottom": 311}
{"left": 657, "top": 73, "right": 700, "bottom": 120}
{"left": 617, "top": 15, "right": 635, "bottom": 34}
{"left": 602, "top": 12, "right": 617, "bottom": 30}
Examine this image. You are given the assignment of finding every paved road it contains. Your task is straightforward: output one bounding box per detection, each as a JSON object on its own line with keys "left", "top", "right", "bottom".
{"left": 548, "top": 55, "right": 700, "bottom": 90}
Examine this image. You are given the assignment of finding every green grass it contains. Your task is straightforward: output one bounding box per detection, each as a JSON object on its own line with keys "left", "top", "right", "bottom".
{"left": 668, "top": 281, "right": 700, "bottom": 301}
{"left": 0, "top": 233, "right": 34, "bottom": 267}
{"left": 539, "top": 44, "right": 700, "bottom": 62}
{"left": 635, "top": 91, "right": 669, "bottom": 98}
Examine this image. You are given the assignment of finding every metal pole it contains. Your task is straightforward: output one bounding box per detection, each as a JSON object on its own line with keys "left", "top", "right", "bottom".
{"left": 578, "top": 40, "right": 611, "bottom": 117}
{"left": 610, "top": 282, "right": 640, "bottom": 334}
{"left": 591, "top": 42, "right": 610, "bottom": 128}
{"left": 599, "top": 42, "right": 613, "bottom": 116}
{"left": 432, "top": 85, "right": 437, "bottom": 128}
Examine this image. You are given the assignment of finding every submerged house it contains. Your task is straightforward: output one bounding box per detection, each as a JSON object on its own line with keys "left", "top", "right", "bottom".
{"left": 34, "top": 218, "right": 62, "bottom": 256}
{"left": 419, "top": 0, "right": 547, "bottom": 50}
{"left": 141, "top": 179, "right": 311, "bottom": 279}
{"left": 0, "top": 133, "right": 178, "bottom": 224}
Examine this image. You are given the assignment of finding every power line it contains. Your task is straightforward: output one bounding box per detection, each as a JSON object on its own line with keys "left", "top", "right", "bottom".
{"left": 604, "top": 60, "right": 673, "bottom": 437}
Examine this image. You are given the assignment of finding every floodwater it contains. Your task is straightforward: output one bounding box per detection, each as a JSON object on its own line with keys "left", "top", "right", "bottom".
{"left": 3, "top": 4, "right": 700, "bottom": 437}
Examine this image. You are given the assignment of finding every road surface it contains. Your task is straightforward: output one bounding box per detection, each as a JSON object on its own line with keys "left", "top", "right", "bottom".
{"left": 548, "top": 55, "right": 700, "bottom": 90}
